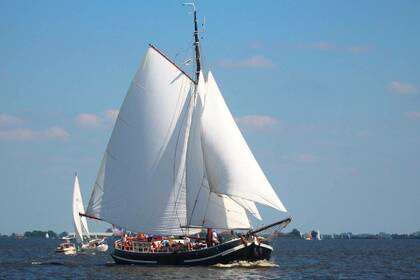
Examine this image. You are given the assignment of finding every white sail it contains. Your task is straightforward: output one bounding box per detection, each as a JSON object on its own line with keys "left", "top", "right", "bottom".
{"left": 86, "top": 46, "right": 195, "bottom": 234}
{"left": 73, "top": 174, "right": 90, "bottom": 244}
{"left": 201, "top": 72, "right": 287, "bottom": 212}
{"left": 231, "top": 197, "right": 262, "bottom": 221}
{"left": 183, "top": 74, "right": 253, "bottom": 229}
{"left": 186, "top": 174, "right": 251, "bottom": 229}
{"left": 184, "top": 72, "right": 207, "bottom": 227}
{"left": 202, "top": 193, "right": 251, "bottom": 229}
{"left": 86, "top": 48, "right": 287, "bottom": 234}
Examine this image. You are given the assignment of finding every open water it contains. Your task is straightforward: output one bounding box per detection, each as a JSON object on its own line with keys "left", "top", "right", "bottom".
{"left": 0, "top": 238, "right": 419, "bottom": 279}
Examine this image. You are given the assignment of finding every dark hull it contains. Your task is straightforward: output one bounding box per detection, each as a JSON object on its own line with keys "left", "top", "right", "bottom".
{"left": 111, "top": 238, "right": 272, "bottom": 266}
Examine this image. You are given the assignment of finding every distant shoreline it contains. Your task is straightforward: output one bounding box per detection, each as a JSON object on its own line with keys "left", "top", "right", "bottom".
{"left": 2, "top": 229, "right": 420, "bottom": 240}
{"left": 275, "top": 228, "right": 420, "bottom": 240}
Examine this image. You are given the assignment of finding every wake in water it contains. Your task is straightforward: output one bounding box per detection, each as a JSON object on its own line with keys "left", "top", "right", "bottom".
{"left": 31, "top": 261, "right": 64, "bottom": 266}
{"left": 212, "top": 260, "right": 278, "bottom": 268}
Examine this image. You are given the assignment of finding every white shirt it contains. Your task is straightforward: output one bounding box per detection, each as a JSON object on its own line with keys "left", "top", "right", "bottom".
{"left": 212, "top": 231, "right": 218, "bottom": 242}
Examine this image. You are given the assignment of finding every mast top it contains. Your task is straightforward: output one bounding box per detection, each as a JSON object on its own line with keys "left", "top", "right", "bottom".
{"left": 182, "top": 2, "right": 196, "bottom": 11}
{"left": 183, "top": 2, "right": 201, "bottom": 84}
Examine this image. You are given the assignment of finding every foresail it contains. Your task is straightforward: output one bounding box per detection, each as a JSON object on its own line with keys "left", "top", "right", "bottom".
{"left": 201, "top": 72, "right": 287, "bottom": 212}
{"left": 231, "top": 197, "right": 262, "bottom": 221}
{"left": 86, "top": 47, "right": 194, "bottom": 234}
{"left": 202, "top": 193, "right": 251, "bottom": 229}
{"left": 186, "top": 175, "right": 252, "bottom": 230}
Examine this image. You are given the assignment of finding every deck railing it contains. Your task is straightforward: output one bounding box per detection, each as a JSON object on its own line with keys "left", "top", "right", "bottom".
{"left": 114, "top": 237, "right": 245, "bottom": 254}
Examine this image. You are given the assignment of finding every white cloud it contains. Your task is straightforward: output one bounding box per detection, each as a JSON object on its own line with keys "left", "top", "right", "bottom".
{"left": 44, "top": 126, "right": 70, "bottom": 139}
{"left": 235, "top": 115, "right": 278, "bottom": 130}
{"left": 0, "top": 126, "right": 69, "bottom": 141}
{"left": 76, "top": 110, "right": 120, "bottom": 128}
{"left": 105, "top": 109, "right": 119, "bottom": 122}
{"left": 356, "top": 129, "right": 371, "bottom": 138}
{"left": 297, "top": 41, "right": 336, "bottom": 50}
{"left": 404, "top": 111, "right": 420, "bottom": 119}
{"left": 347, "top": 45, "right": 372, "bottom": 54}
{"left": 249, "top": 41, "right": 265, "bottom": 49}
{"left": 0, "top": 113, "right": 22, "bottom": 126}
{"left": 339, "top": 167, "right": 359, "bottom": 177}
{"left": 219, "top": 55, "right": 274, "bottom": 69}
{"left": 292, "top": 42, "right": 373, "bottom": 53}
{"left": 386, "top": 81, "right": 417, "bottom": 95}
{"left": 294, "top": 153, "right": 319, "bottom": 163}
{"left": 280, "top": 153, "right": 319, "bottom": 164}
{"left": 249, "top": 40, "right": 373, "bottom": 54}
{"left": 76, "top": 113, "right": 102, "bottom": 127}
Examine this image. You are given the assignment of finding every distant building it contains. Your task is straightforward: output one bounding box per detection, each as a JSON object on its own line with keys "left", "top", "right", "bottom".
{"left": 378, "top": 232, "right": 392, "bottom": 239}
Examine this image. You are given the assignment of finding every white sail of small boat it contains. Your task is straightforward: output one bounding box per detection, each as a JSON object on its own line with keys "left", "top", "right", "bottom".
{"left": 73, "top": 173, "right": 90, "bottom": 244}
{"left": 82, "top": 3, "right": 290, "bottom": 265}
{"left": 317, "top": 229, "right": 322, "bottom": 240}
{"left": 73, "top": 173, "right": 108, "bottom": 252}
{"left": 53, "top": 177, "right": 81, "bottom": 255}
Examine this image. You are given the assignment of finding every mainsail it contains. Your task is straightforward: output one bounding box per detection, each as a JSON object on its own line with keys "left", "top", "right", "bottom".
{"left": 86, "top": 46, "right": 195, "bottom": 235}
{"left": 73, "top": 174, "right": 90, "bottom": 244}
{"left": 85, "top": 46, "right": 287, "bottom": 234}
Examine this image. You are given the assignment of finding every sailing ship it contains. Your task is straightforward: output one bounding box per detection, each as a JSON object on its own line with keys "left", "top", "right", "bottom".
{"left": 54, "top": 242, "right": 76, "bottom": 255}
{"left": 81, "top": 4, "right": 291, "bottom": 265}
{"left": 55, "top": 174, "right": 83, "bottom": 255}
{"left": 73, "top": 173, "right": 108, "bottom": 252}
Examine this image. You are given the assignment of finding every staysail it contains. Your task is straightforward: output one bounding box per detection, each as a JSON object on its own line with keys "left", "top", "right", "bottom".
{"left": 202, "top": 193, "right": 251, "bottom": 229}
{"left": 184, "top": 170, "right": 256, "bottom": 230}
{"left": 200, "top": 72, "right": 287, "bottom": 212}
{"left": 231, "top": 197, "right": 262, "bottom": 221}
{"left": 73, "top": 174, "right": 90, "bottom": 244}
{"left": 86, "top": 46, "right": 195, "bottom": 234}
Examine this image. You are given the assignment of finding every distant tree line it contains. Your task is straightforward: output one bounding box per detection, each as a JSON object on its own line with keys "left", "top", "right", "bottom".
{"left": 23, "top": 230, "right": 58, "bottom": 238}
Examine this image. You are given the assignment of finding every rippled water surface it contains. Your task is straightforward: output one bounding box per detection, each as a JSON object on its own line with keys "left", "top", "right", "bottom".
{"left": 0, "top": 238, "right": 419, "bottom": 279}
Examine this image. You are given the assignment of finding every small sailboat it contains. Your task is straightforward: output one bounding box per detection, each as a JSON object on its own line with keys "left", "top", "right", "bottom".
{"left": 55, "top": 241, "right": 76, "bottom": 255}
{"left": 316, "top": 229, "right": 322, "bottom": 240}
{"left": 73, "top": 173, "right": 108, "bottom": 253}
{"left": 305, "top": 229, "right": 322, "bottom": 241}
{"left": 80, "top": 3, "right": 290, "bottom": 265}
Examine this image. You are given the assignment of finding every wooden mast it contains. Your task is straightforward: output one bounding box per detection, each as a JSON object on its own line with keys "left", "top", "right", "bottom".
{"left": 184, "top": 2, "right": 201, "bottom": 84}
{"left": 193, "top": 8, "right": 201, "bottom": 83}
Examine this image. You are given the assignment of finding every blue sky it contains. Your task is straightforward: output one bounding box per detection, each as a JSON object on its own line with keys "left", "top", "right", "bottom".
{"left": 1, "top": 0, "right": 419, "bottom": 235}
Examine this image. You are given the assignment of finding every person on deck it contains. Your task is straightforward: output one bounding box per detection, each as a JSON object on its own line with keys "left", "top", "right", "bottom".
{"left": 184, "top": 236, "right": 191, "bottom": 251}
{"left": 212, "top": 230, "right": 220, "bottom": 246}
{"left": 206, "top": 228, "right": 213, "bottom": 247}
